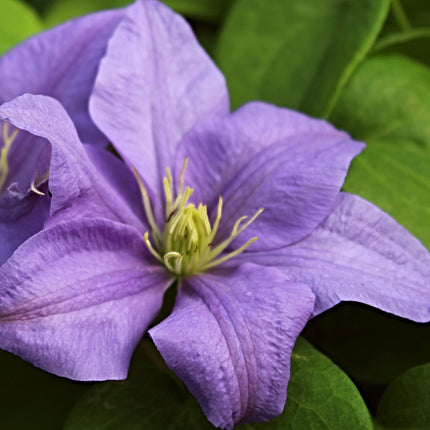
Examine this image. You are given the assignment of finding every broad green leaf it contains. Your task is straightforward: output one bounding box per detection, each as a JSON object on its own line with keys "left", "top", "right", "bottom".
{"left": 284, "top": 338, "right": 373, "bottom": 429}
{"left": 0, "top": 0, "right": 43, "bottom": 55}
{"left": 216, "top": 0, "right": 390, "bottom": 116}
{"left": 0, "top": 349, "right": 88, "bottom": 430}
{"left": 376, "top": 363, "right": 430, "bottom": 429}
{"left": 330, "top": 55, "right": 430, "bottom": 149}
{"left": 372, "top": 29, "right": 430, "bottom": 67}
{"left": 63, "top": 340, "right": 214, "bottom": 430}
{"left": 343, "top": 143, "right": 430, "bottom": 249}
{"left": 65, "top": 338, "right": 372, "bottom": 430}
{"left": 43, "top": 0, "right": 131, "bottom": 28}
{"left": 243, "top": 338, "right": 372, "bottom": 430}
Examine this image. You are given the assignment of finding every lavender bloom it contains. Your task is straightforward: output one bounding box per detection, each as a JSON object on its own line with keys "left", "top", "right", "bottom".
{"left": 0, "top": 1, "right": 429, "bottom": 429}
{"left": 0, "top": 7, "right": 124, "bottom": 265}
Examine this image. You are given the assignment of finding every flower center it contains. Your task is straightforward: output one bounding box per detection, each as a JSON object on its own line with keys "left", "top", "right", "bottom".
{"left": 133, "top": 158, "right": 263, "bottom": 277}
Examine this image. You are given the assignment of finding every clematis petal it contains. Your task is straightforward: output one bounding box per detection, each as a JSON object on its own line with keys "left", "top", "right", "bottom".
{"left": 90, "top": 0, "right": 229, "bottom": 213}
{"left": 150, "top": 264, "right": 315, "bottom": 429}
{"left": 233, "top": 193, "right": 430, "bottom": 322}
{"left": 0, "top": 217, "right": 172, "bottom": 380}
{"left": 0, "top": 8, "right": 125, "bottom": 262}
{"left": 0, "top": 7, "right": 124, "bottom": 146}
{"left": 0, "top": 94, "right": 145, "bottom": 231}
{"left": 85, "top": 144, "right": 145, "bottom": 223}
{"left": 177, "top": 102, "right": 364, "bottom": 250}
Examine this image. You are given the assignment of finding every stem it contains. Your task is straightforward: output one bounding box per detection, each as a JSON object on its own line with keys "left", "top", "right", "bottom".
{"left": 392, "top": 0, "right": 411, "bottom": 31}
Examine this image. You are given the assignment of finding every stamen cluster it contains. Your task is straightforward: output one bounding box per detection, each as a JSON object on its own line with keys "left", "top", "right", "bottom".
{"left": 0, "top": 122, "right": 19, "bottom": 191}
{"left": 134, "top": 158, "right": 263, "bottom": 277}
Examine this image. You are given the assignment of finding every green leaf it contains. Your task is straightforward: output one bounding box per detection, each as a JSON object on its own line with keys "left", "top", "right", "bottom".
{"left": 216, "top": 0, "right": 390, "bottom": 116}
{"left": 376, "top": 363, "right": 430, "bottom": 429}
{"left": 372, "top": 29, "right": 430, "bottom": 67}
{"left": 330, "top": 55, "right": 430, "bottom": 250}
{"left": 344, "top": 143, "right": 430, "bottom": 250}
{"left": 330, "top": 55, "right": 430, "bottom": 149}
{"left": 327, "top": 51, "right": 430, "bottom": 333}
{"left": 0, "top": 0, "right": 43, "bottom": 56}
{"left": 63, "top": 340, "right": 214, "bottom": 430}
{"left": 243, "top": 338, "right": 372, "bottom": 430}
{"left": 65, "top": 338, "right": 372, "bottom": 430}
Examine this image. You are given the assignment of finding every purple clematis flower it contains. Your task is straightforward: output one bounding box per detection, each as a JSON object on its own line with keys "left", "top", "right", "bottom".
{"left": 0, "top": 6, "right": 125, "bottom": 265}
{"left": 0, "top": 1, "right": 430, "bottom": 429}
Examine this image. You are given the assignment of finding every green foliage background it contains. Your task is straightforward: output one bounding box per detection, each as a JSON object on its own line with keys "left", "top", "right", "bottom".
{"left": 1, "top": 0, "right": 430, "bottom": 429}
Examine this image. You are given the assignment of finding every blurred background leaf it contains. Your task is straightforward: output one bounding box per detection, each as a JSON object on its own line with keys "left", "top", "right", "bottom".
{"left": 331, "top": 55, "right": 430, "bottom": 149}
{"left": 216, "top": 0, "right": 390, "bottom": 117}
{"left": 376, "top": 363, "right": 430, "bottom": 429}
{"left": 330, "top": 55, "right": 430, "bottom": 247}
{"left": 344, "top": 142, "right": 430, "bottom": 249}
{"left": 243, "top": 338, "right": 373, "bottom": 430}
{"left": 0, "top": 0, "right": 43, "bottom": 56}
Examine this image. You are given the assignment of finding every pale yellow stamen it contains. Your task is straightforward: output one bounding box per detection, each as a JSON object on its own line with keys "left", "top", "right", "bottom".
{"left": 0, "top": 122, "right": 19, "bottom": 191}
{"left": 134, "top": 158, "right": 263, "bottom": 277}
{"left": 132, "top": 167, "right": 162, "bottom": 246}
{"left": 30, "top": 170, "right": 50, "bottom": 196}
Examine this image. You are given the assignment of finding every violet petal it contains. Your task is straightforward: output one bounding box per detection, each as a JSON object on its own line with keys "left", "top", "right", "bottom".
{"left": 0, "top": 7, "right": 124, "bottom": 146}
{"left": 150, "top": 263, "right": 315, "bottom": 429}
{"left": 90, "top": 0, "right": 229, "bottom": 218}
{"left": 0, "top": 217, "right": 172, "bottom": 380}
{"left": 0, "top": 120, "right": 48, "bottom": 194}
{"left": 0, "top": 94, "right": 145, "bottom": 231}
{"left": 85, "top": 144, "right": 145, "bottom": 223}
{"left": 232, "top": 193, "right": 430, "bottom": 322}
{"left": 177, "top": 102, "right": 364, "bottom": 250}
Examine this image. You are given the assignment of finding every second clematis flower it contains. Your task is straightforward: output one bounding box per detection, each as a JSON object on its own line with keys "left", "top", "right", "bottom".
{"left": 0, "top": 1, "right": 429, "bottom": 429}
{"left": 0, "top": 5, "right": 126, "bottom": 265}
